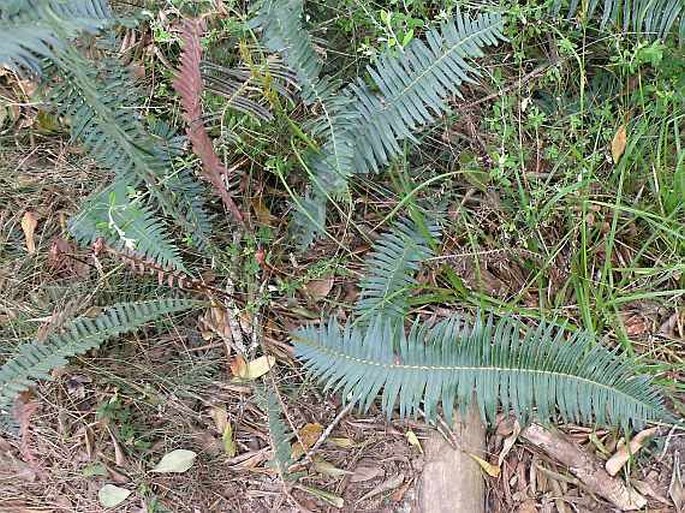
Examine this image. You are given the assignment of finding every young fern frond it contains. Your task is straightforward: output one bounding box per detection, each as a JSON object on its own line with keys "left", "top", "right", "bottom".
{"left": 347, "top": 12, "right": 505, "bottom": 174}
{"left": 293, "top": 314, "right": 668, "bottom": 429}
{"left": 0, "top": 298, "right": 201, "bottom": 424}
{"left": 555, "top": 0, "right": 684, "bottom": 40}
{"left": 354, "top": 217, "right": 439, "bottom": 323}
{"left": 68, "top": 180, "right": 187, "bottom": 272}
{"left": 0, "top": 0, "right": 112, "bottom": 74}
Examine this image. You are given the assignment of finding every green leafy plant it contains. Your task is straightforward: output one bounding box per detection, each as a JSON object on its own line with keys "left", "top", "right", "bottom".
{"left": 292, "top": 218, "right": 668, "bottom": 429}
{"left": 254, "top": 1, "right": 506, "bottom": 244}
{"left": 0, "top": 298, "right": 201, "bottom": 428}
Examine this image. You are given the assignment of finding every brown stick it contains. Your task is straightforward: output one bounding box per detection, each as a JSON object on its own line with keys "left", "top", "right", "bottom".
{"left": 522, "top": 423, "right": 647, "bottom": 511}
{"left": 173, "top": 19, "right": 245, "bottom": 227}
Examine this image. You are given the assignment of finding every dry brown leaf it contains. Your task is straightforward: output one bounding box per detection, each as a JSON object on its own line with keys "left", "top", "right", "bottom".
{"left": 304, "top": 277, "right": 334, "bottom": 301}
{"left": 292, "top": 422, "right": 323, "bottom": 459}
{"left": 358, "top": 473, "right": 404, "bottom": 502}
{"left": 210, "top": 406, "right": 228, "bottom": 433}
{"left": 350, "top": 459, "right": 384, "bottom": 483}
{"left": 498, "top": 419, "right": 521, "bottom": 466}
{"left": 605, "top": 427, "right": 658, "bottom": 476}
{"left": 20, "top": 211, "right": 38, "bottom": 254}
{"left": 230, "top": 355, "right": 276, "bottom": 380}
{"left": 612, "top": 124, "right": 627, "bottom": 164}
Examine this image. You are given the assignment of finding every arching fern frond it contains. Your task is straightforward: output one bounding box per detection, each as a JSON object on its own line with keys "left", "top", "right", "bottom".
{"left": 68, "top": 180, "right": 187, "bottom": 273}
{"left": 348, "top": 12, "right": 505, "bottom": 174}
{"left": 354, "top": 217, "right": 440, "bottom": 322}
{"left": 0, "top": 0, "right": 112, "bottom": 74}
{"left": 555, "top": 0, "right": 684, "bottom": 40}
{"left": 0, "top": 298, "right": 201, "bottom": 424}
{"left": 293, "top": 314, "right": 668, "bottom": 429}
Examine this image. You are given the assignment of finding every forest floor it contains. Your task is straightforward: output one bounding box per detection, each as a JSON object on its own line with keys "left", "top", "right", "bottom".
{"left": 1, "top": 1, "right": 684, "bottom": 512}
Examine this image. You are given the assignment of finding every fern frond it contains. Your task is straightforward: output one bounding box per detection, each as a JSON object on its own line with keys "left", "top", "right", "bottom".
{"left": 174, "top": 18, "right": 244, "bottom": 226}
{"left": 348, "top": 12, "right": 505, "bottom": 174}
{"left": 555, "top": 0, "right": 684, "bottom": 40}
{"left": 0, "top": 0, "right": 112, "bottom": 74}
{"left": 254, "top": 0, "right": 321, "bottom": 101}
{"left": 0, "top": 298, "right": 201, "bottom": 420}
{"left": 258, "top": 387, "right": 296, "bottom": 482}
{"left": 50, "top": 47, "right": 210, "bottom": 241}
{"left": 293, "top": 315, "right": 668, "bottom": 428}
{"left": 68, "top": 180, "right": 187, "bottom": 272}
{"left": 254, "top": 0, "right": 357, "bottom": 245}
{"left": 354, "top": 217, "right": 439, "bottom": 322}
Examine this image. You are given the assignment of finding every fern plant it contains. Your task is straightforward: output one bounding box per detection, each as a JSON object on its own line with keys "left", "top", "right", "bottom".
{"left": 0, "top": 298, "right": 202, "bottom": 428}
{"left": 292, "top": 218, "right": 668, "bottom": 429}
{"left": 555, "top": 0, "right": 684, "bottom": 40}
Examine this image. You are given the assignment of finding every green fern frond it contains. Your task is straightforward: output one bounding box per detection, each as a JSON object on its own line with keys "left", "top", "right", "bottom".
{"left": 0, "top": 0, "right": 112, "bottom": 74}
{"left": 68, "top": 180, "right": 187, "bottom": 272}
{"left": 51, "top": 48, "right": 212, "bottom": 243}
{"left": 293, "top": 314, "right": 668, "bottom": 428}
{"left": 258, "top": 387, "right": 296, "bottom": 482}
{"left": 254, "top": 0, "right": 357, "bottom": 244}
{"left": 555, "top": 0, "right": 684, "bottom": 40}
{"left": 348, "top": 12, "right": 505, "bottom": 174}
{"left": 354, "top": 217, "right": 439, "bottom": 322}
{"left": 0, "top": 298, "right": 201, "bottom": 420}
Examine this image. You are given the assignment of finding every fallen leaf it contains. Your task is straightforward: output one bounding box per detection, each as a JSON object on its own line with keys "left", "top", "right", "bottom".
{"left": 405, "top": 429, "right": 423, "bottom": 454}
{"left": 231, "top": 355, "right": 276, "bottom": 380}
{"left": 350, "top": 460, "right": 384, "bottom": 483}
{"left": 222, "top": 423, "right": 236, "bottom": 457}
{"left": 210, "top": 406, "right": 228, "bottom": 433}
{"left": 297, "top": 484, "right": 344, "bottom": 508}
{"left": 292, "top": 422, "right": 323, "bottom": 459}
{"left": 670, "top": 451, "right": 684, "bottom": 512}
{"left": 468, "top": 453, "right": 501, "bottom": 477}
{"left": 358, "top": 473, "right": 404, "bottom": 502}
{"left": 98, "top": 484, "right": 131, "bottom": 508}
{"left": 82, "top": 461, "right": 108, "bottom": 477}
{"left": 304, "top": 277, "right": 334, "bottom": 301}
{"left": 605, "top": 427, "right": 658, "bottom": 476}
{"left": 313, "top": 456, "right": 352, "bottom": 477}
{"left": 611, "top": 124, "right": 627, "bottom": 164}
{"left": 21, "top": 211, "right": 38, "bottom": 254}
{"left": 150, "top": 449, "right": 197, "bottom": 473}
{"left": 329, "top": 437, "right": 355, "bottom": 448}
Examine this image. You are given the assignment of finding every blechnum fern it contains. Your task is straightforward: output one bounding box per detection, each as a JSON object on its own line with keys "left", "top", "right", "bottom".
{"left": 0, "top": 298, "right": 202, "bottom": 427}
{"left": 292, "top": 217, "right": 669, "bottom": 429}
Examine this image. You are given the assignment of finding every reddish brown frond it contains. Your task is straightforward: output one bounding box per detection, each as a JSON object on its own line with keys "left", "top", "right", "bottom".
{"left": 173, "top": 19, "right": 245, "bottom": 227}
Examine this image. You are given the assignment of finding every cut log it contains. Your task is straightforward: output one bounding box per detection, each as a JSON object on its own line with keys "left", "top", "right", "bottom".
{"left": 415, "top": 406, "right": 486, "bottom": 513}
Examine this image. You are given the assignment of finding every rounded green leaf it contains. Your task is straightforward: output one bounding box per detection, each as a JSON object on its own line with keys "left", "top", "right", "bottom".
{"left": 98, "top": 484, "right": 132, "bottom": 508}
{"left": 150, "top": 449, "right": 197, "bottom": 473}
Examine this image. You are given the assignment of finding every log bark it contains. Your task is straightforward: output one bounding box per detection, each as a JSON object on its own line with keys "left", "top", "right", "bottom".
{"left": 415, "top": 406, "right": 486, "bottom": 513}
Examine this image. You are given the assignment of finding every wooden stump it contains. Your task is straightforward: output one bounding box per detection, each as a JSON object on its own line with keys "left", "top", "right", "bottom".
{"left": 414, "top": 406, "right": 486, "bottom": 513}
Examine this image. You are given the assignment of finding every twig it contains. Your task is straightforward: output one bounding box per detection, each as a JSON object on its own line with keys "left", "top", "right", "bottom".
{"left": 298, "top": 402, "right": 355, "bottom": 466}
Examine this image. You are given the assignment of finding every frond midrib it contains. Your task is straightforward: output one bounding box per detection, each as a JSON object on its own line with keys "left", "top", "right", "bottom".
{"left": 293, "top": 335, "right": 661, "bottom": 414}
